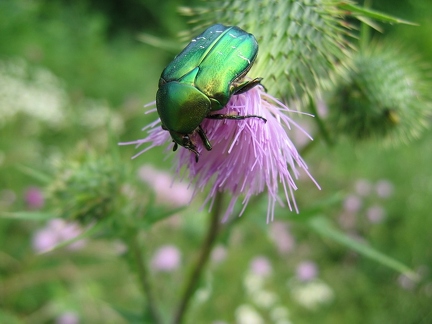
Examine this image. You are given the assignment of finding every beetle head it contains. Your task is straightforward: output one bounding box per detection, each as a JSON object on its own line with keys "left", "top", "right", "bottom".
{"left": 170, "top": 131, "right": 200, "bottom": 162}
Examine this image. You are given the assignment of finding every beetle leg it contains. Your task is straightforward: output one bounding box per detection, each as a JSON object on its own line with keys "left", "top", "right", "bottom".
{"left": 172, "top": 142, "right": 178, "bottom": 151}
{"left": 206, "top": 114, "right": 267, "bottom": 123}
{"left": 232, "top": 77, "right": 264, "bottom": 95}
{"left": 196, "top": 125, "right": 212, "bottom": 151}
{"left": 182, "top": 135, "right": 200, "bottom": 163}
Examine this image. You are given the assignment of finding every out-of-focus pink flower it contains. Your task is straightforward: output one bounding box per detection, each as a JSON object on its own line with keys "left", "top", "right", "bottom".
{"left": 366, "top": 205, "right": 386, "bottom": 223}
{"left": 24, "top": 186, "right": 44, "bottom": 209}
{"left": 32, "top": 219, "right": 85, "bottom": 253}
{"left": 354, "top": 179, "right": 372, "bottom": 197}
{"left": 124, "top": 86, "right": 319, "bottom": 222}
{"left": 397, "top": 274, "right": 416, "bottom": 290}
{"left": 151, "top": 245, "right": 181, "bottom": 272}
{"left": 55, "top": 312, "right": 79, "bottom": 324}
{"left": 270, "top": 221, "right": 295, "bottom": 254}
{"left": 211, "top": 245, "right": 227, "bottom": 264}
{"left": 296, "top": 261, "right": 318, "bottom": 282}
{"left": 375, "top": 179, "right": 394, "bottom": 198}
{"left": 250, "top": 256, "right": 272, "bottom": 277}
{"left": 138, "top": 165, "right": 192, "bottom": 207}
{"left": 343, "top": 194, "right": 362, "bottom": 213}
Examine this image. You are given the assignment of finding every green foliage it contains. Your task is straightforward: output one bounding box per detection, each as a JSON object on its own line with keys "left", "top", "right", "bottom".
{"left": 1, "top": 0, "right": 432, "bottom": 323}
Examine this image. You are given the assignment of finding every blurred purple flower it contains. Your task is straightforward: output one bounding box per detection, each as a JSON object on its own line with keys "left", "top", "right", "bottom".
{"left": 354, "top": 179, "right": 372, "bottom": 196}
{"left": 24, "top": 186, "right": 44, "bottom": 209}
{"left": 296, "top": 261, "right": 318, "bottom": 282}
{"left": 366, "top": 205, "right": 386, "bottom": 223}
{"left": 55, "top": 312, "right": 79, "bottom": 324}
{"left": 151, "top": 245, "right": 181, "bottom": 272}
{"left": 32, "top": 219, "right": 85, "bottom": 253}
{"left": 124, "top": 86, "right": 319, "bottom": 222}
{"left": 397, "top": 274, "right": 416, "bottom": 290}
{"left": 343, "top": 194, "right": 362, "bottom": 213}
{"left": 211, "top": 245, "right": 227, "bottom": 264}
{"left": 270, "top": 221, "right": 295, "bottom": 254}
{"left": 250, "top": 256, "right": 272, "bottom": 277}
{"left": 138, "top": 165, "right": 192, "bottom": 207}
{"left": 375, "top": 179, "right": 394, "bottom": 198}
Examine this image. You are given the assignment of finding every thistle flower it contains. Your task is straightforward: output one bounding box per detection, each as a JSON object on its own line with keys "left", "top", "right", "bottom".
{"left": 329, "top": 42, "right": 432, "bottom": 144}
{"left": 124, "top": 86, "right": 319, "bottom": 222}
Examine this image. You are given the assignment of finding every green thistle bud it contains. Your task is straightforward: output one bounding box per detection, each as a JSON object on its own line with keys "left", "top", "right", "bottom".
{"left": 46, "top": 149, "right": 128, "bottom": 224}
{"left": 179, "top": 0, "right": 351, "bottom": 101}
{"left": 329, "top": 42, "right": 431, "bottom": 144}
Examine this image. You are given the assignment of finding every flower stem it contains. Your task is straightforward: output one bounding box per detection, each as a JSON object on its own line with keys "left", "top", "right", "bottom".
{"left": 173, "top": 192, "right": 224, "bottom": 324}
{"left": 130, "top": 232, "right": 162, "bottom": 324}
{"left": 307, "top": 93, "right": 333, "bottom": 146}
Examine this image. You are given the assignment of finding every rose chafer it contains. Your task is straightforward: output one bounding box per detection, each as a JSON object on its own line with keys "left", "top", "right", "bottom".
{"left": 156, "top": 24, "right": 265, "bottom": 162}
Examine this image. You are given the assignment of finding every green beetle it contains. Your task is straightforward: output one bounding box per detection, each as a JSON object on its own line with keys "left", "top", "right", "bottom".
{"left": 156, "top": 24, "right": 265, "bottom": 162}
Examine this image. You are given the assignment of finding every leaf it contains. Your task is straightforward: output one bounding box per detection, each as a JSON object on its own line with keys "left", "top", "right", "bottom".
{"left": 357, "top": 16, "right": 383, "bottom": 33}
{"left": 16, "top": 164, "right": 52, "bottom": 183}
{"left": 339, "top": 2, "right": 418, "bottom": 26}
{"left": 307, "top": 215, "right": 419, "bottom": 280}
{"left": 142, "top": 205, "right": 187, "bottom": 229}
{"left": 0, "top": 211, "right": 54, "bottom": 220}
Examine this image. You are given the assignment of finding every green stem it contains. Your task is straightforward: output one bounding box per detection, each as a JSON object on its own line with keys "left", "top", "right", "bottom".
{"left": 173, "top": 192, "right": 224, "bottom": 324}
{"left": 130, "top": 233, "right": 162, "bottom": 324}
{"left": 308, "top": 93, "right": 333, "bottom": 146}
{"left": 360, "top": 0, "right": 372, "bottom": 50}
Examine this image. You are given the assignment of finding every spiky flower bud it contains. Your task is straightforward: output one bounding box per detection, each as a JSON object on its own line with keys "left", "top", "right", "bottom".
{"left": 179, "top": 0, "right": 351, "bottom": 101}
{"left": 329, "top": 42, "right": 431, "bottom": 144}
{"left": 46, "top": 151, "right": 127, "bottom": 224}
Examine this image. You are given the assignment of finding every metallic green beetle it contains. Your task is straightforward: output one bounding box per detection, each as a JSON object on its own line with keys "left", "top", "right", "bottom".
{"left": 156, "top": 24, "right": 265, "bottom": 162}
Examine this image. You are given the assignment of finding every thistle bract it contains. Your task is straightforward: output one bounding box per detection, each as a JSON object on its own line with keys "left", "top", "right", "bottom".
{"left": 329, "top": 42, "right": 431, "bottom": 144}
{"left": 180, "top": 0, "right": 351, "bottom": 101}
{"left": 47, "top": 152, "right": 127, "bottom": 224}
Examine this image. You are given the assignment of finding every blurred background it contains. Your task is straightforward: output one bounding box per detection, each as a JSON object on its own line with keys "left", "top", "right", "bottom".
{"left": 1, "top": 0, "right": 431, "bottom": 323}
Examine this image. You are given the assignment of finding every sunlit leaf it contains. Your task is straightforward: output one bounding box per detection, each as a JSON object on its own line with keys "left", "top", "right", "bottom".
{"left": 340, "top": 2, "right": 418, "bottom": 26}
{"left": 0, "top": 211, "right": 54, "bottom": 220}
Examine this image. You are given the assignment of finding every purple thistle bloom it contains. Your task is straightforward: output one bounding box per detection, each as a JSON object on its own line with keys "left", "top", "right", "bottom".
{"left": 123, "top": 86, "right": 319, "bottom": 222}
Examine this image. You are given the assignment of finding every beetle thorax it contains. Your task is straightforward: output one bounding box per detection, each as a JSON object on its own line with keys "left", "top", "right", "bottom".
{"left": 156, "top": 81, "right": 211, "bottom": 135}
